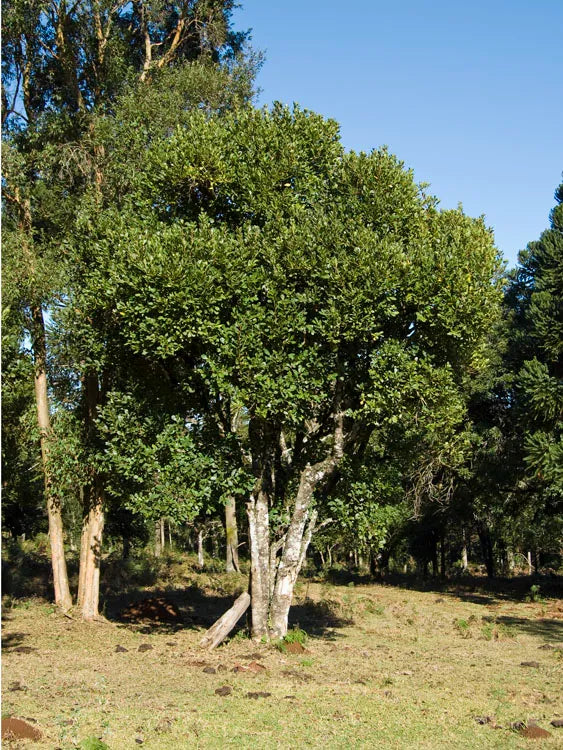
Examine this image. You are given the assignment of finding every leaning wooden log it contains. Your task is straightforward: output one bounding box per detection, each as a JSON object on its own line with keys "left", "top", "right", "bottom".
{"left": 199, "top": 592, "right": 251, "bottom": 650}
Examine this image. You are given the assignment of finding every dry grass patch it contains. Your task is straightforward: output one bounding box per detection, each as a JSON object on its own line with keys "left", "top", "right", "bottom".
{"left": 2, "top": 572, "right": 562, "bottom": 749}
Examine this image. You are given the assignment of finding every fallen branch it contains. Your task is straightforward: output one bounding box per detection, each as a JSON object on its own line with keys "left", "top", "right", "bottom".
{"left": 199, "top": 591, "right": 251, "bottom": 650}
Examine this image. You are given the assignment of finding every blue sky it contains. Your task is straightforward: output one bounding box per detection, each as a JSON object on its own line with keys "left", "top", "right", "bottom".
{"left": 234, "top": 0, "right": 562, "bottom": 267}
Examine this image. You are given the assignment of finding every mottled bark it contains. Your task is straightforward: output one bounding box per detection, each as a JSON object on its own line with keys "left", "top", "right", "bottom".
{"left": 32, "top": 305, "right": 73, "bottom": 611}
{"left": 246, "top": 488, "right": 270, "bottom": 639}
{"left": 225, "top": 496, "right": 240, "bottom": 573}
{"left": 270, "top": 465, "right": 326, "bottom": 638}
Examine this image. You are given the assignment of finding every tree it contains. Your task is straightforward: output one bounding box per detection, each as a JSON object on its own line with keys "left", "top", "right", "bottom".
{"left": 70, "top": 104, "right": 502, "bottom": 637}
{"left": 499, "top": 181, "right": 563, "bottom": 566}
{"left": 2, "top": 0, "right": 259, "bottom": 616}
{"left": 510, "top": 182, "right": 563, "bottom": 489}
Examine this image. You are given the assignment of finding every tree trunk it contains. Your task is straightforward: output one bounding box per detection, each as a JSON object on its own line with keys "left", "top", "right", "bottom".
{"left": 78, "top": 481, "right": 104, "bottom": 620}
{"left": 527, "top": 550, "right": 533, "bottom": 575}
{"left": 506, "top": 548, "right": 515, "bottom": 575}
{"left": 197, "top": 529, "right": 204, "bottom": 568}
{"left": 431, "top": 543, "right": 438, "bottom": 577}
{"left": 154, "top": 520, "right": 162, "bottom": 558}
{"left": 122, "top": 534, "right": 130, "bottom": 560}
{"left": 478, "top": 526, "right": 495, "bottom": 578}
{"left": 32, "top": 305, "right": 73, "bottom": 611}
{"left": 160, "top": 516, "right": 165, "bottom": 551}
{"left": 246, "top": 488, "right": 270, "bottom": 639}
{"left": 225, "top": 496, "right": 240, "bottom": 573}
{"left": 199, "top": 592, "right": 250, "bottom": 649}
{"left": 461, "top": 527, "right": 468, "bottom": 571}
{"left": 270, "top": 467, "right": 319, "bottom": 639}
{"left": 440, "top": 534, "right": 446, "bottom": 579}
{"left": 78, "top": 373, "right": 105, "bottom": 620}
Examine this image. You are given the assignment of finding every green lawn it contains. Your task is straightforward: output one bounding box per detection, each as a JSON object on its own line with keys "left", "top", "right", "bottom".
{"left": 2, "top": 568, "right": 562, "bottom": 748}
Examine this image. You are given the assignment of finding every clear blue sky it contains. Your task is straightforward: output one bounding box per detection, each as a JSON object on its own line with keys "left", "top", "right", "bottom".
{"left": 234, "top": 0, "right": 562, "bottom": 267}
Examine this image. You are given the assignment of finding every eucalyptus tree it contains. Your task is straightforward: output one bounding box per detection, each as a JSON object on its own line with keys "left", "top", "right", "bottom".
{"left": 70, "top": 104, "right": 502, "bottom": 637}
{"left": 2, "top": 0, "right": 258, "bottom": 615}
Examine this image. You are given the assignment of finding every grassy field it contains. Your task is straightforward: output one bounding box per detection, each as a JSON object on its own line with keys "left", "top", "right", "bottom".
{"left": 2, "top": 558, "right": 562, "bottom": 749}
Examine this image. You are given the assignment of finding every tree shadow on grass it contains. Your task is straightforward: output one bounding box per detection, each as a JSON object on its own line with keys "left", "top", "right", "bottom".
{"left": 289, "top": 599, "right": 352, "bottom": 639}
{"left": 103, "top": 584, "right": 352, "bottom": 640}
{"left": 494, "top": 615, "right": 563, "bottom": 642}
{"left": 374, "top": 572, "right": 563, "bottom": 605}
{"left": 1, "top": 630, "right": 37, "bottom": 654}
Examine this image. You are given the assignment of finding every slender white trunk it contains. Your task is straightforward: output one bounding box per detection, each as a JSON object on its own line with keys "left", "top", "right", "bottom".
{"left": 154, "top": 520, "right": 162, "bottom": 558}
{"left": 225, "top": 496, "right": 240, "bottom": 573}
{"left": 32, "top": 305, "right": 73, "bottom": 611}
{"left": 197, "top": 529, "right": 204, "bottom": 568}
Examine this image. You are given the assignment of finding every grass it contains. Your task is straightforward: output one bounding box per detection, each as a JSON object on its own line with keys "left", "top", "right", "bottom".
{"left": 2, "top": 558, "right": 563, "bottom": 749}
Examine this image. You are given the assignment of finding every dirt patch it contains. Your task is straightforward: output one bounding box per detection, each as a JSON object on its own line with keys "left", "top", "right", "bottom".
{"left": 2, "top": 717, "right": 42, "bottom": 741}
{"left": 285, "top": 641, "right": 307, "bottom": 654}
{"left": 215, "top": 686, "right": 232, "bottom": 696}
{"left": 518, "top": 726, "right": 552, "bottom": 738}
{"left": 7, "top": 681, "right": 27, "bottom": 692}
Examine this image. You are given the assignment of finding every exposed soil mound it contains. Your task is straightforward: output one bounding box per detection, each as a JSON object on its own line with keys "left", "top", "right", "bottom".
{"left": 120, "top": 597, "right": 182, "bottom": 624}
{"left": 2, "top": 717, "right": 42, "bottom": 741}
{"left": 518, "top": 726, "right": 552, "bottom": 738}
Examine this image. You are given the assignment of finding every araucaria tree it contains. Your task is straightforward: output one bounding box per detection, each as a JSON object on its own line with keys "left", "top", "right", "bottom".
{"left": 76, "top": 105, "right": 502, "bottom": 637}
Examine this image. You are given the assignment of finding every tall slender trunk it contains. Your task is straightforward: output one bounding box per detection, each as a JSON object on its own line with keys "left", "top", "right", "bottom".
{"left": 440, "top": 533, "right": 446, "bottom": 579}
{"left": 32, "top": 305, "right": 73, "bottom": 611}
{"left": 431, "top": 543, "right": 438, "bottom": 577}
{"left": 225, "top": 496, "right": 240, "bottom": 573}
{"left": 78, "top": 373, "right": 105, "bottom": 620}
{"left": 154, "top": 520, "right": 162, "bottom": 558}
{"left": 197, "top": 529, "right": 204, "bottom": 568}
{"left": 461, "top": 527, "right": 468, "bottom": 571}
